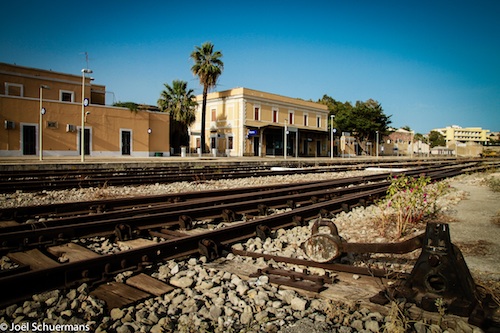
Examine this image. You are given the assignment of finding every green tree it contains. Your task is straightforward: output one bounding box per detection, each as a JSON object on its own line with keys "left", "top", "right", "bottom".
{"left": 158, "top": 80, "right": 197, "bottom": 151}
{"left": 190, "top": 42, "right": 224, "bottom": 153}
{"left": 414, "top": 133, "right": 426, "bottom": 141}
{"left": 113, "top": 101, "right": 139, "bottom": 112}
{"left": 319, "top": 96, "right": 391, "bottom": 147}
{"left": 428, "top": 130, "right": 446, "bottom": 148}
{"left": 353, "top": 99, "right": 390, "bottom": 143}
{"left": 337, "top": 99, "right": 391, "bottom": 151}
{"left": 318, "top": 95, "right": 353, "bottom": 132}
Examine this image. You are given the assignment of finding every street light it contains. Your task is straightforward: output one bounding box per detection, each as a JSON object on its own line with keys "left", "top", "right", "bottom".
{"left": 410, "top": 130, "right": 414, "bottom": 159}
{"left": 39, "top": 85, "right": 50, "bottom": 161}
{"left": 284, "top": 119, "right": 288, "bottom": 160}
{"left": 376, "top": 130, "right": 379, "bottom": 158}
{"left": 330, "top": 114, "right": 334, "bottom": 159}
{"left": 81, "top": 68, "right": 92, "bottom": 162}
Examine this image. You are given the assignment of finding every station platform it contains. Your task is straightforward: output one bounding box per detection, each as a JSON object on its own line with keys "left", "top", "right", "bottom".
{"left": 0, "top": 155, "right": 448, "bottom": 171}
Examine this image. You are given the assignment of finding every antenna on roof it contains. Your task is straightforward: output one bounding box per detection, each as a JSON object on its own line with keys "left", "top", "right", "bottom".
{"left": 80, "top": 51, "right": 90, "bottom": 69}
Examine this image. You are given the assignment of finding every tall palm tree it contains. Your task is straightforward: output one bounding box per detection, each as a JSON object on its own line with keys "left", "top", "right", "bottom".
{"left": 158, "top": 80, "right": 197, "bottom": 151}
{"left": 190, "top": 42, "right": 224, "bottom": 153}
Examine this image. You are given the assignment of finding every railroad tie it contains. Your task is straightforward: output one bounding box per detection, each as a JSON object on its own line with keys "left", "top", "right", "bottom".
{"left": 249, "top": 265, "right": 330, "bottom": 293}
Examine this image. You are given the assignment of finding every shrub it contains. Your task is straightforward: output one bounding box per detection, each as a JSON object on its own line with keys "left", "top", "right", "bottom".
{"left": 377, "top": 175, "right": 450, "bottom": 238}
{"left": 486, "top": 176, "right": 500, "bottom": 192}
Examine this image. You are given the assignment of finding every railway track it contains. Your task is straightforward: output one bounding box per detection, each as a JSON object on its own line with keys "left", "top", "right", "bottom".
{"left": 0, "top": 186, "right": 393, "bottom": 307}
{"left": 0, "top": 162, "right": 485, "bottom": 251}
{"left": 0, "top": 161, "right": 496, "bottom": 309}
{"left": 0, "top": 162, "right": 500, "bottom": 327}
{"left": 0, "top": 159, "right": 464, "bottom": 193}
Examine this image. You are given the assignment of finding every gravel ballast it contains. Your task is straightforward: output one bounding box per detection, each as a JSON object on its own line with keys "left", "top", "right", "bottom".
{"left": 1, "top": 170, "right": 498, "bottom": 333}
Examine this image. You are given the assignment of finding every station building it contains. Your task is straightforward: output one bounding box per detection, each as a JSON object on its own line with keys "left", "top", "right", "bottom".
{"left": 0, "top": 63, "right": 170, "bottom": 158}
{"left": 189, "top": 88, "right": 330, "bottom": 157}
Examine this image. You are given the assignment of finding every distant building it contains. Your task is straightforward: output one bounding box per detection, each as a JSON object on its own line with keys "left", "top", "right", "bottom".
{"left": 433, "top": 125, "right": 490, "bottom": 145}
{"left": 0, "top": 63, "right": 170, "bottom": 158}
{"left": 432, "top": 125, "right": 490, "bottom": 157}
{"left": 189, "top": 88, "right": 330, "bottom": 157}
{"left": 487, "top": 131, "right": 500, "bottom": 143}
{"left": 380, "top": 128, "right": 429, "bottom": 157}
{"left": 430, "top": 146, "right": 454, "bottom": 156}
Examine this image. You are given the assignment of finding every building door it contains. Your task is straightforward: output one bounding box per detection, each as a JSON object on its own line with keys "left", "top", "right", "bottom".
{"left": 253, "top": 137, "right": 259, "bottom": 156}
{"left": 78, "top": 128, "right": 91, "bottom": 155}
{"left": 121, "top": 131, "right": 131, "bottom": 155}
{"left": 22, "top": 125, "right": 36, "bottom": 155}
{"left": 317, "top": 141, "right": 321, "bottom": 156}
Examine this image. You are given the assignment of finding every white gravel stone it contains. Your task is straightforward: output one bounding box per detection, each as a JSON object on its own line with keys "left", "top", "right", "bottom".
{"left": 364, "top": 320, "right": 380, "bottom": 332}
{"left": 169, "top": 276, "right": 194, "bottom": 288}
{"left": 240, "top": 305, "right": 254, "bottom": 325}
{"left": 1, "top": 171, "right": 493, "bottom": 333}
{"left": 351, "top": 319, "right": 364, "bottom": 331}
{"left": 290, "top": 297, "right": 307, "bottom": 311}
{"left": 110, "top": 308, "right": 124, "bottom": 320}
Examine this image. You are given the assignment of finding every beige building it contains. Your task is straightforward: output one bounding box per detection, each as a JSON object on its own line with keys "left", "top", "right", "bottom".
{"left": 432, "top": 125, "right": 490, "bottom": 157}
{"left": 380, "top": 128, "right": 430, "bottom": 156}
{"left": 433, "top": 125, "right": 490, "bottom": 145}
{"left": 0, "top": 63, "right": 170, "bottom": 158}
{"left": 190, "top": 88, "right": 330, "bottom": 157}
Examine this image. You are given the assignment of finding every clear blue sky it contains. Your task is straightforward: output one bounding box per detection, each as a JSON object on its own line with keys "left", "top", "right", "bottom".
{"left": 1, "top": 0, "right": 498, "bottom": 134}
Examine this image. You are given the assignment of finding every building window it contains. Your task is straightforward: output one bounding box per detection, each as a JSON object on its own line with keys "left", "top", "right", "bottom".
{"left": 317, "top": 116, "right": 321, "bottom": 128}
{"left": 228, "top": 136, "right": 234, "bottom": 149}
{"left": 211, "top": 109, "right": 216, "bottom": 121}
{"left": 254, "top": 106, "right": 260, "bottom": 121}
{"left": 60, "top": 90, "right": 74, "bottom": 102}
{"left": 303, "top": 114, "right": 308, "bottom": 127}
{"left": 273, "top": 109, "right": 278, "bottom": 123}
{"left": 288, "top": 112, "right": 294, "bottom": 125}
{"left": 5, "top": 83, "right": 23, "bottom": 96}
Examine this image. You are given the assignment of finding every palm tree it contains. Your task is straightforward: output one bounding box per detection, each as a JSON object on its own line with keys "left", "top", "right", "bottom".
{"left": 190, "top": 42, "right": 224, "bottom": 153}
{"left": 158, "top": 80, "right": 197, "bottom": 151}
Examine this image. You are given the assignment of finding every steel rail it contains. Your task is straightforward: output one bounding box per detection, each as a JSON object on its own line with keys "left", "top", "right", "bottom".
{"left": 0, "top": 181, "right": 389, "bottom": 251}
{"left": 0, "top": 187, "right": 387, "bottom": 307}
{"left": 0, "top": 162, "right": 467, "bottom": 222}
{"left": 0, "top": 171, "right": 391, "bottom": 222}
{"left": 0, "top": 163, "right": 486, "bottom": 251}
{"left": 0, "top": 163, "right": 496, "bottom": 308}
{"left": 0, "top": 160, "right": 462, "bottom": 193}
{"left": 0, "top": 164, "right": 355, "bottom": 192}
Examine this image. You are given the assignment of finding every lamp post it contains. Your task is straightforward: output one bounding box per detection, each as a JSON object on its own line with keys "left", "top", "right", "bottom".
{"left": 376, "top": 130, "right": 379, "bottom": 158}
{"left": 284, "top": 119, "right": 288, "bottom": 160}
{"left": 81, "top": 68, "right": 92, "bottom": 162}
{"left": 410, "top": 131, "right": 414, "bottom": 159}
{"left": 39, "top": 85, "right": 50, "bottom": 161}
{"left": 330, "top": 114, "right": 334, "bottom": 159}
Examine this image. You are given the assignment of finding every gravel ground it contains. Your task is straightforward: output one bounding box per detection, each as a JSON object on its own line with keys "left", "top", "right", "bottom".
{"left": 0, "top": 170, "right": 385, "bottom": 209}
{"left": 0, "top": 169, "right": 498, "bottom": 333}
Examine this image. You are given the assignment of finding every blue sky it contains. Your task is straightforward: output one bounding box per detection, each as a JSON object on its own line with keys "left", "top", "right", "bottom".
{"left": 1, "top": 0, "right": 498, "bottom": 134}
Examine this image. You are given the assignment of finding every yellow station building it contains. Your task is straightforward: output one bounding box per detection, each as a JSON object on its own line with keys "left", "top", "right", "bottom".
{"left": 1, "top": 63, "right": 332, "bottom": 159}
{"left": 0, "top": 63, "right": 170, "bottom": 158}
{"left": 190, "top": 88, "right": 330, "bottom": 157}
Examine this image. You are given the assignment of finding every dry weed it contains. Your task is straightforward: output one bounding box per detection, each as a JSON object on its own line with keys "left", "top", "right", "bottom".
{"left": 383, "top": 301, "right": 410, "bottom": 333}
{"left": 492, "top": 210, "right": 500, "bottom": 226}
{"left": 454, "top": 240, "right": 492, "bottom": 256}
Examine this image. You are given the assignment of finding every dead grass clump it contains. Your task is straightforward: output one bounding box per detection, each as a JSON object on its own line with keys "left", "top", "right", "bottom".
{"left": 454, "top": 240, "right": 492, "bottom": 256}
{"left": 492, "top": 210, "right": 500, "bottom": 226}
{"left": 486, "top": 176, "right": 500, "bottom": 192}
